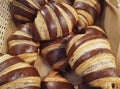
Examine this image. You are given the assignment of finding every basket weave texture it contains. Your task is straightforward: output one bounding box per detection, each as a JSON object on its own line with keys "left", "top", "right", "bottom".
{"left": 0, "top": 0, "right": 12, "bottom": 52}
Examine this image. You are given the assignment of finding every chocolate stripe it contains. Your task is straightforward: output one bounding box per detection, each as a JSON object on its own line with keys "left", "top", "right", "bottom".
{"left": 45, "top": 48, "right": 66, "bottom": 66}
{"left": 13, "top": 6, "right": 35, "bottom": 21}
{"left": 31, "top": 23, "right": 41, "bottom": 42}
{"left": 0, "top": 57, "right": 23, "bottom": 72}
{"left": 82, "top": 68, "right": 118, "bottom": 83}
{"left": 48, "top": 3, "right": 69, "bottom": 37}
{"left": 41, "top": 82, "right": 74, "bottom": 89}
{"left": 68, "top": 33, "right": 107, "bottom": 59}
{"left": 0, "top": 67, "right": 39, "bottom": 85}
{"left": 86, "top": 27, "right": 106, "bottom": 35}
{"left": 73, "top": 2, "right": 98, "bottom": 20}
{"left": 8, "top": 35, "right": 32, "bottom": 42}
{"left": 41, "top": 5, "right": 57, "bottom": 40}
{"left": 78, "top": 81, "right": 101, "bottom": 89}
{"left": 56, "top": 3, "right": 76, "bottom": 26}
{"left": 33, "top": 0, "right": 46, "bottom": 6}
{"left": 15, "top": 0, "right": 38, "bottom": 11}
{"left": 18, "top": 86, "right": 40, "bottom": 89}
{"left": 40, "top": 38, "right": 65, "bottom": 50}
{"left": 8, "top": 44, "right": 38, "bottom": 55}
{"left": 72, "top": 48, "right": 111, "bottom": 70}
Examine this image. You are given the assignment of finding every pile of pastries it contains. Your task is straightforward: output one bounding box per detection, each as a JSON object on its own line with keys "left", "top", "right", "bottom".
{"left": 0, "top": 0, "right": 120, "bottom": 89}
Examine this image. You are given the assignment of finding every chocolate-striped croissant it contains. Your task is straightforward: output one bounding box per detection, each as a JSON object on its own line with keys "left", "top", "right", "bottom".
{"left": 0, "top": 54, "right": 41, "bottom": 89}
{"left": 8, "top": 30, "right": 40, "bottom": 65}
{"left": 78, "top": 81, "right": 101, "bottom": 89}
{"left": 73, "top": 0, "right": 101, "bottom": 29}
{"left": 66, "top": 26, "right": 120, "bottom": 89}
{"left": 48, "top": 0, "right": 72, "bottom": 5}
{"left": 40, "top": 38, "right": 70, "bottom": 71}
{"left": 34, "top": 2, "right": 78, "bottom": 41}
{"left": 11, "top": 0, "right": 48, "bottom": 23}
{"left": 41, "top": 71, "right": 74, "bottom": 89}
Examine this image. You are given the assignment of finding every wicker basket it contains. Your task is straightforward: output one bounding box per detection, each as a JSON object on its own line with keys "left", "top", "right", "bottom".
{"left": 0, "top": 0, "right": 120, "bottom": 88}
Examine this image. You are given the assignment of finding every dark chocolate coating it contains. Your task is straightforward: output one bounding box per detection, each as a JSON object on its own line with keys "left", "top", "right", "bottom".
{"left": 45, "top": 48, "right": 66, "bottom": 66}
{"left": 8, "top": 44, "right": 38, "bottom": 55}
{"left": 73, "top": 2, "right": 99, "bottom": 20}
{"left": 56, "top": 2, "right": 76, "bottom": 27}
{"left": 53, "top": 59, "right": 71, "bottom": 72}
{"left": 12, "top": 0, "right": 40, "bottom": 23}
{"left": 33, "top": 0, "right": 46, "bottom": 6}
{"left": 78, "top": 81, "right": 101, "bottom": 89}
{"left": 41, "top": 5, "right": 57, "bottom": 40}
{"left": 18, "top": 23, "right": 33, "bottom": 35}
{"left": 18, "top": 86, "right": 40, "bottom": 89}
{"left": 15, "top": 0, "right": 38, "bottom": 11}
{"left": 13, "top": 5, "right": 35, "bottom": 22}
{"left": 0, "top": 67, "right": 39, "bottom": 85}
{"left": 8, "top": 35, "right": 32, "bottom": 42}
{"left": 85, "top": 27, "right": 106, "bottom": 35}
{"left": 40, "top": 38, "right": 65, "bottom": 50}
{"left": 41, "top": 81, "right": 75, "bottom": 89}
{"left": 67, "top": 33, "right": 107, "bottom": 59}
{"left": 48, "top": 3, "right": 69, "bottom": 37}
{"left": 49, "top": 0, "right": 72, "bottom": 5}
{"left": 31, "top": 23, "right": 41, "bottom": 42}
{"left": 72, "top": 22, "right": 86, "bottom": 34}
{"left": 82, "top": 68, "right": 118, "bottom": 83}
{"left": 72, "top": 48, "right": 112, "bottom": 71}
{"left": 0, "top": 57, "right": 23, "bottom": 72}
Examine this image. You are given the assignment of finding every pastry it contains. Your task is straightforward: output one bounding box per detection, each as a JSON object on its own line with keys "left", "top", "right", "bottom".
{"left": 0, "top": 54, "right": 41, "bottom": 89}
{"left": 41, "top": 70, "right": 74, "bottom": 89}
{"left": 73, "top": 0, "right": 101, "bottom": 30}
{"left": 8, "top": 30, "right": 40, "bottom": 65}
{"left": 34, "top": 2, "right": 78, "bottom": 41}
{"left": 40, "top": 38, "right": 70, "bottom": 71}
{"left": 66, "top": 26, "right": 120, "bottom": 89}
{"left": 48, "top": 0, "right": 72, "bottom": 5}
{"left": 11, "top": 0, "right": 48, "bottom": 23}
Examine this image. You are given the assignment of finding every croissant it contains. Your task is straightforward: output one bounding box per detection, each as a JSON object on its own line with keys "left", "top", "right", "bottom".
{"left": 48, "top": 0, "right": 72, "bottom": 5}
{"left": 73, "top": 0, "right": 101, "bottom": 29}
{"left": 41, "top": 70, "right": 74, "bottom": 89}
{"left": 11, "top": 0, "right": 47, "bottom": 23}
{"left": 8, "top": 30, "right": 40, "bottom": 65}
{"left": 40, "top": 38, "right": 70, "bottom": 71}
{"left": 78, "top": 80, "right": 101, "bottom": 89}
{"left": 66, "top": 26, "right": 120, "bottom": 89}
{"left": 0, "top": 54, "right": 41, "bottom": 89}
{"left": 33, "top": 2, "right": 78, "bottom": 41}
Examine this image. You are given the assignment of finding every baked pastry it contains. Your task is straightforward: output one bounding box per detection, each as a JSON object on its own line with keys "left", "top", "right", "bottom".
{"left": 34, "top": 2, "right": 78, "bottom": 41}
{"left": 78, "top": 81, "right": 101, "bottom": 89}
{"left": 48, "top": 0, "right": 72, "bottom": 5}
{"left": 0, "top": 54, "right": 41, "bottom": 89}
{"left": 41, "top": 70, "right": 74, "bottom": 89}
{"left": 66, "top": 26, "right": 120, "bottom": 89}
{"left": 17, "top": 23, "right": 33, "bottom": 35}
{"left": 40, "top": 38, "right": 70, "bottom": 71}
{"left": 8, "top": 30, "right": 40, "bottom": 65}
{"left": 73, "top": 0, "right": 101, "bottom": 30}
{"left": 11, "top": 0, "right": 48, "bottom": 23}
